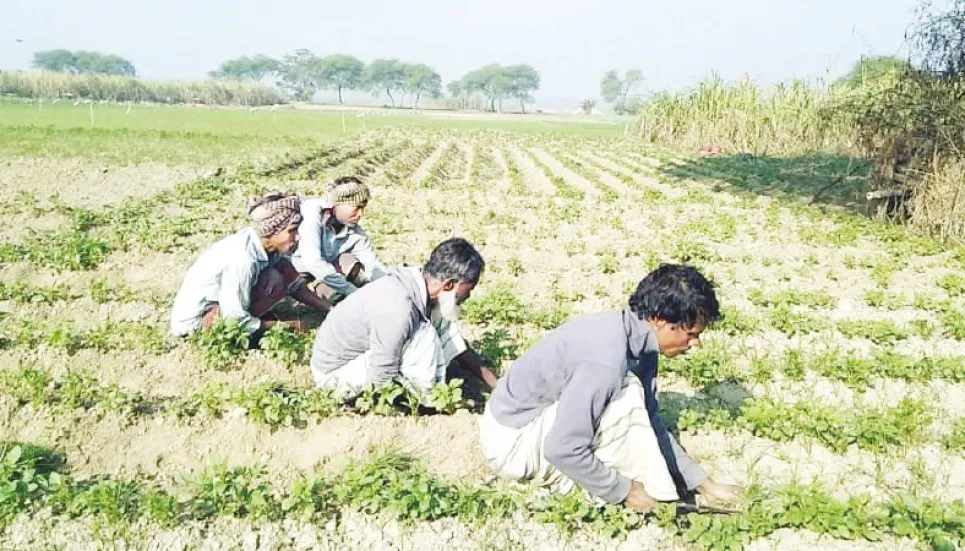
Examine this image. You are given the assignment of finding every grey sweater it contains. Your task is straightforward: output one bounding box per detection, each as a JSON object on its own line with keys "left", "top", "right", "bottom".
{"left": 487, "top": 308, "right": 705, "bottom": 504}
{"left": 310, "top": 266, "right": 429, "bottom": 384}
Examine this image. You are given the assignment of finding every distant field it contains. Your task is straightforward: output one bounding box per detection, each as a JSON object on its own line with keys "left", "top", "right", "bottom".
{"left": 0, "top": 102, "right": 625, "bottom": 164}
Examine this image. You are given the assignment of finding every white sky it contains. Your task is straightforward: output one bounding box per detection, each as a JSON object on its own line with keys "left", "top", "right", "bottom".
{"left": 2, "top": 0, "right": 918, "bottom": 104}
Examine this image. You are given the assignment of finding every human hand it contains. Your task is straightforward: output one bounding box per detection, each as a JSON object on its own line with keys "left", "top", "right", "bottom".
{"left": 286, "top": 319, "right": 309, "bottom": 334}
{"left": 625, "top": 481, "right": 657, "bottom": 514}
{"left": 479, "top": 366, "right": 499, "bottom": 390}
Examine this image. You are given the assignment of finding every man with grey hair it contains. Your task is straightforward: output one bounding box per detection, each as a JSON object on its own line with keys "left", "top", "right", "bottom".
{"left": 170, "top": 192, "right": 331, "bottom": 337}
{"left": 292, "top": 176, "right": 386, "bottom": 306}
{"left": 310, "top": 237, "right": 499, "bottom": 397}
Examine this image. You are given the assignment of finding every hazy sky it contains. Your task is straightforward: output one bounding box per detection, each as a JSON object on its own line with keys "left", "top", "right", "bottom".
{"left": 3, "top": 0, "right": 918, "bottom": 104}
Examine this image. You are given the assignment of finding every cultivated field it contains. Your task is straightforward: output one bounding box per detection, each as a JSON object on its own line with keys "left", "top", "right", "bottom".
{"left": 1, "top": 102, "right": 965, "bottom": 551}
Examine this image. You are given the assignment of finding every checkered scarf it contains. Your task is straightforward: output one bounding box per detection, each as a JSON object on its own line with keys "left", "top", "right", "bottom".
{"left": 247, "top": 192, "right": 302, "bottom": 237}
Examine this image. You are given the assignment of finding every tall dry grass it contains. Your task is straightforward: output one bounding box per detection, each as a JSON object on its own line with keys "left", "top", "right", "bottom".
{"left": 636, "top": 76, "right": 856, "bottom": 155}
{"left": 0, "top": 71, "right": 284, "bottom": 106}
{"left": 912, "top": 158, "right": 965, "bottom": 243}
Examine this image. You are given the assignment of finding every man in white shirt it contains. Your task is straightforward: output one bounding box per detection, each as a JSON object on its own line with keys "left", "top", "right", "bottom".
{"left": 170, "top": 192, "right": 331, "bottom": 337}
{"left": 291, "top": 177, "right": 386, "bottom": 305}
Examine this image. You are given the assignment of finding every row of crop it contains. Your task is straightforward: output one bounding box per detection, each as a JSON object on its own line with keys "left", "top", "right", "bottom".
{"left": 5, "top": 350, "right": 964, "bottom": 457}
{"left": 417, "top": 141, "right": 463, "bottom": 188}
{"left": 521, "top": 148, "right": 586, "bottom": 200}
{"left": 468, "top": 143, "right": 504, "bottom": 184}
{"left": 547, "top": 150, "right": 620, "bottom": 202}
{"left": 664, "top": 394, "right": 939, "bottom": 455}
{"left": 569, "top": 152, "right": 671, "bottom": 203}
{"left": 500, "top": 148, "right": 527, "bottom": 196}
{"left": 0, "top": 364, "right": 468, "bottom": 428}
{"left": 1, "top": 443, "right": 963, "bottom": 550}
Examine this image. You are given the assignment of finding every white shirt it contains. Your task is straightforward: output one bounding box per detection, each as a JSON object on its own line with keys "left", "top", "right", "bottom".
{"left": 169, "top": 227, "right": 278, "bottom": 336}
{"left": 290, "top": 197, "right": 385, "bottom": 296}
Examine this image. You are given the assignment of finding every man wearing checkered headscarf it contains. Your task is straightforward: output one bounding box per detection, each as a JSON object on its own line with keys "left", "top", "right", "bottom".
{"left": 170, "top": 191, "right": 331, "bottom": 337}
{"left": 247, "top": 192, "right": 302, "bottom": 238}
{"left": 292, "top": 176, "right": 386, "bottom": 305}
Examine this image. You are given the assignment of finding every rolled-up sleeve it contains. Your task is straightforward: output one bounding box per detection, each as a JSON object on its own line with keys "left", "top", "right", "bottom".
{"left": 350, "top": 228, "right": 386, "bottom": 281}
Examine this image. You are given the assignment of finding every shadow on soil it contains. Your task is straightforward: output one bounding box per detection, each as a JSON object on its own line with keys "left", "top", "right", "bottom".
{"left": 658, "top": 153, "right": 872, "bottom": 212}
{"left": 658, "top": 381, "right": 754, "bottom": 435}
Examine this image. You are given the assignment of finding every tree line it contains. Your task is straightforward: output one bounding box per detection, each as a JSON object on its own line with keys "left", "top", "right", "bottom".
{"left": 210, "top": 51, "right": 541, "bottom": 112}
{"left": 31, "top": 50, "right": 136, "bottom": 77}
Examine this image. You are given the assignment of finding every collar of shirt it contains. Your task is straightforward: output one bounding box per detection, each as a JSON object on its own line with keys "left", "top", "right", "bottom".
{"left": 322, "top": 209, "right": 357, "bottom": 239}
{"left": 246, "top": 227, "right": 271, "bottom": 263}
{"left": 622, "top": 307, "right": 660, "bottom": 359}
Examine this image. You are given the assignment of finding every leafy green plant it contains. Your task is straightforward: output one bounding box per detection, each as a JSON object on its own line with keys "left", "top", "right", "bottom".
{"left": 0, "top": 281, "right": 74, "bottom": 304}
{"left": 941, "top": 308, "right": 965, "bottom": 340}
{"left": 711, "top": 306, "right": 761, "bottom": 336}
{"left": 334, "top": 452, "right": 460, "bottom": 522}
{"left": 190, "top": 318, "right": 251, "bottom": 368}
{"left": 663, "top": 346, "right": 742, "bottom": 389}
{"left": 3, "top": 230, "right": 112, "bottom": 271}
{"left": 428, "top": 379, "right": 464, "bottom": 414}
{"left": 938, "top": 273, "right": 965, "bottom": 298}
{"left": 768, "top": 305, "right": 826, "bottom": 336}
{"left": 229, "top": 384, "right": 339, "bottom": 428}
{"left": 354, "top": 383, "right": 411, "bottom": 416}
{"left": 0, "top": 444, "right": 61, "bottom": 528}
{"left": 864, "top": 289, "right": 909, "bottom": 309}
{"left": 88, "top": 278, "right": 138, "bottom": 304}
{"left": 471, "top": 329, "right": 521, "bottom": 367}
{"left": 281, "top": 476, "right": 335, "bottom": 521}
{"left": 0, "top": 366, "right": 52, "bottom": 408}
{"left": 258, "top": 324, "right": 311, "bottom": 366}
{"left": 837, "top": 319, "right": 909, "bottom": 345}
{"left": 189, "top": 464, "right": 279, "bottom": 521}
{"left": 462, "top": 283, "right": 528, "bottom": 326}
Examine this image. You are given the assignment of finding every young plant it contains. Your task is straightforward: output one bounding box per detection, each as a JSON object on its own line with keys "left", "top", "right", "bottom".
{"left": 190, "top": 318, "right": 250, "bottom": 369}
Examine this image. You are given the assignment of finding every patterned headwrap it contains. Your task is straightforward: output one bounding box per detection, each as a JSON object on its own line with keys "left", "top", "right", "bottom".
{"left": 327, "top": 177, "right": 371, "bottom": 206}
{"left": 247, "top": 192, "right": 302, "bottom": 237}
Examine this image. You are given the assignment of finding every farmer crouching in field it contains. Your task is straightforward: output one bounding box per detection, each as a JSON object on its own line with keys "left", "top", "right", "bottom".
{"left": 479, "top": 264, "right": 741, "bottom": 513}
{"left": 309, "top": 237, "right": 499, "bottom": 398}
{"left": 169, "top": 192, "right": 332, "bottom": 337}
{"left": 291, "top": 176, "right": 386, "bottom": 306}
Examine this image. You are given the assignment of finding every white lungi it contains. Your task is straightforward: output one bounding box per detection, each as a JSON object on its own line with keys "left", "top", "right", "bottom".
{"left": 315, "top": 314, "right": 467, "bottom": 397}
{"left": 478, "top": 375, "right": 706, "bottom": 502}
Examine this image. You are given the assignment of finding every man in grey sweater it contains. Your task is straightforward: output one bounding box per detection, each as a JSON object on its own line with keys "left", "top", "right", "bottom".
{"left": 310, "top": 238, "right": 499, "bottom": 396}
{"left": 480, "top": 264, "right": 741, "bottom": 513}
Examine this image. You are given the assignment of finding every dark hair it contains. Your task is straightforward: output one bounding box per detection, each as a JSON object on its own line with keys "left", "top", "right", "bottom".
{"left": 424, "top": 238, "right": 485, "bottom": 284}
{"left": 629, "top": 264, "right": 721, "bottom": 327}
